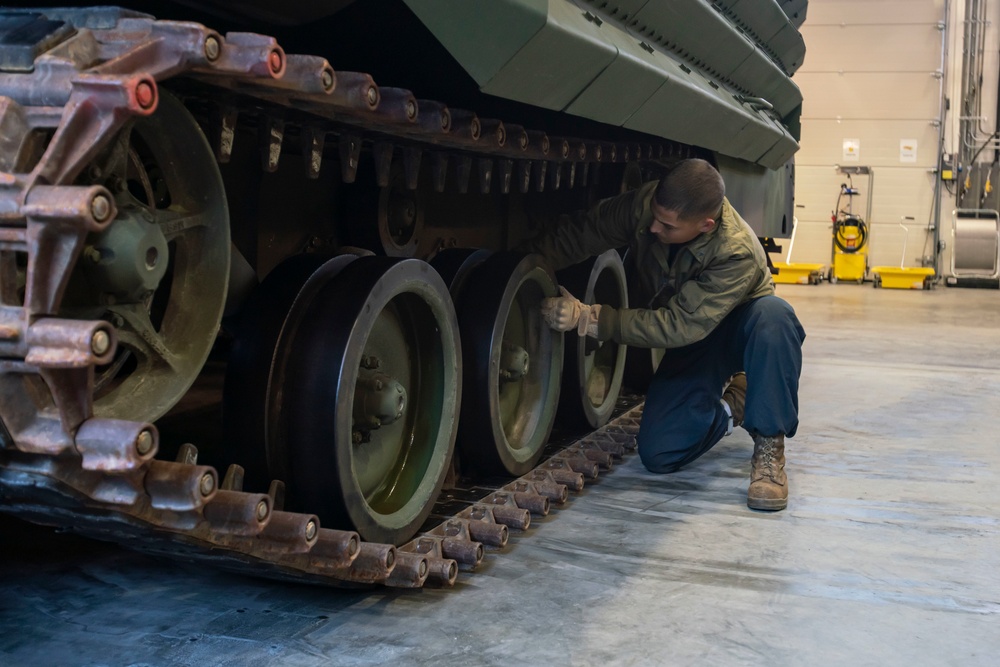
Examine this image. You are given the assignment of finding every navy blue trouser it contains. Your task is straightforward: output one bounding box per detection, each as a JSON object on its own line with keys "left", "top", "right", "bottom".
{"left": 637, "top": 295, "right": 806, "bottom": 474}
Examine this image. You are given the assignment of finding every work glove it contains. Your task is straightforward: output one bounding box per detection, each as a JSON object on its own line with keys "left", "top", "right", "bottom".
{"left": 540, "top": 286, "right": 602, "bottom": 338}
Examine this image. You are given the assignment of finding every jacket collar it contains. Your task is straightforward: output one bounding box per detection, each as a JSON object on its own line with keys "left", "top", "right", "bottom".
{"left": 684, "top": 199, "right": 727, "bottom": 263}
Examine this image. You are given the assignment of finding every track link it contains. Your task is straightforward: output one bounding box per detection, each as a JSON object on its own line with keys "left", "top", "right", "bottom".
{"left": 0, "top": 403, "right": 643, "bottom": 588}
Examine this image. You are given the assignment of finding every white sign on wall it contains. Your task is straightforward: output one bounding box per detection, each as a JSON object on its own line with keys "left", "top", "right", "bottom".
{"left": 900, "top": 139, "right": 918, "bottom": 163}
{"left": 843, "top": 138, "right": 860, "bottom": 162}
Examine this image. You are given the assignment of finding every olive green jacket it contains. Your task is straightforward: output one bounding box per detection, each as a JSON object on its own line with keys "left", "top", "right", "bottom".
{"left": 523, "top": 181, "right": 774, "bottom": 348}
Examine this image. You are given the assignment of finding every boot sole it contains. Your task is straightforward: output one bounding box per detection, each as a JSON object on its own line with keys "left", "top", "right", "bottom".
{"left": 747, "top": 497, "right": 787, "bottom": 511}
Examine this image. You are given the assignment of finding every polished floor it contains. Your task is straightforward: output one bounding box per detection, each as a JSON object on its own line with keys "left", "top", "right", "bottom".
{"left": 1, "top": 283, "right": 998, "bottom": 667}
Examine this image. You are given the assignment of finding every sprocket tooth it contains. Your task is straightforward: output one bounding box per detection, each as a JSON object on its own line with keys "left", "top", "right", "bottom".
{"left": 477, "top": 157, "right": 493, "bottom": 194}
{"left": 516, "top": 160, "right": 532, "bottom": 193}
{"left": 548, "top": 161, "right": 562, "bottom": 190}
{"left": 499, "top": 159, "right": 514, "bottom": 194}
{"left": 338, "top": 133, "right": 362, "bottom": 183}
{"left": 302, "top": 125, "right": 326, "bottom": 179}
{"left": 268, "top": 479, "right": 286, "bottom": 511}
{"left": 373, "top": 141, "right": 394, "bottom": 187}
{"left": 432, "top": 153, "right": 448, "bottom": 192}
{"left": 259, "top": 116, "right": 284, "bottom": 172}
{"left": 534, "top": 161, "right": 548, "bottom": 192}
{"left": 175, "top": 443, "right": 198, "bottom": 465}
{"left": 455, "top": 155, "right": 472, "bottom": 194}
{"left": 221, "top": 463, "right": 244, "bottom": 491}
{"left": 210, "top": 104, "right": 238, "bottom": 164}
{"left": 403, "top": 146, "right": 422, "bottom": 190}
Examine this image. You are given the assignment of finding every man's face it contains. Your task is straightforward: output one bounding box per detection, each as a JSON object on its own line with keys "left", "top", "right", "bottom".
{"left": 649, "top": 202, "right": 716, "bottom": 245}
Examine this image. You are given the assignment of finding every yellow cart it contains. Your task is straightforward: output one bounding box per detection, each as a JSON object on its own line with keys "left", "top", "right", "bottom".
{"left": 773, "top": 262, "right": 826, "bottom": 285}
{"left": 872, "top": 217, "right": 936, "bottom": 289}
{"left": 772, "top": 217, "right": 826, "bottom": 285}
{"left": 871, "top": 266, "right": 936, "bottom": 289}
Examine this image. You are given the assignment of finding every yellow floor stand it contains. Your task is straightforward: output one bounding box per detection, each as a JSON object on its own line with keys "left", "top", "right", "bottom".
{"left": 870, "top": 218, "right": 936, "bottom": 289}
{"left": 773, "top": 262, "right": 826, "bottom": 285}
{"left": 831, "top": 252, "right": 867, "bottom": 283}
{"left": 872, "top": 266, "right": 936, "bottom": 289}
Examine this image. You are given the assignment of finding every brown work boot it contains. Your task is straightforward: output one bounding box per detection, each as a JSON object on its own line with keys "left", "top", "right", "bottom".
{"left": 722, "top": 372, "right": 747, "bottom": 429}
{"left": 748, "top": 434, "right": 787, "bottom": 511}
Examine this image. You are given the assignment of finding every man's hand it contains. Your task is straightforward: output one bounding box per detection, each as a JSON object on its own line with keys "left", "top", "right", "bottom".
{"left": 540, "top": 286, "right": 601, "bottom": 338}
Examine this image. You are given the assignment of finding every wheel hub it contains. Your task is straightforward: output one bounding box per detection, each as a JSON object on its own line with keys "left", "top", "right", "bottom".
{"left": 386, "top": 190, "right": 417, "bottom": 246}
{"left": 82, "top": 207, "right": 169, "bottom": 304}
{"left": 353, "top": 369, "right": 408, "bottom": 433}
{"left": 499, "top": 341, "right": 529, "bottom": 382}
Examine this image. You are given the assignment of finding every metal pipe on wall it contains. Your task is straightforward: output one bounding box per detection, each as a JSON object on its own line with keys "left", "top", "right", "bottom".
{"left": 932, "top": 0, "right": 950, "bottom": 273}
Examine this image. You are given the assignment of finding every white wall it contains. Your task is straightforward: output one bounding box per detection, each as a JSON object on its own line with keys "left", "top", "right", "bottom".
{"left": 787, "top": 0, "right": 1000, "bottom": 275}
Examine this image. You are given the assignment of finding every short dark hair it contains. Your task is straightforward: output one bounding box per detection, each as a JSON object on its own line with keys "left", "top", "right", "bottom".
{"left": 653, "top": 159, "right": 725, "bottom": 221}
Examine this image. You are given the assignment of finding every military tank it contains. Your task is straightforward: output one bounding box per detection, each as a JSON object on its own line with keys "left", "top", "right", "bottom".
{"left": 0, "top": 0, "right": 806, "bottom": 587}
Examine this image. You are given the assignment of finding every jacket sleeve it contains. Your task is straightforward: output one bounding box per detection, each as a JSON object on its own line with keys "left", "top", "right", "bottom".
{"left": 596, "top": 250, "right": 761, "bottom": 348}
{"left": 518, "top": 186, "right": 646, "bottom": 271}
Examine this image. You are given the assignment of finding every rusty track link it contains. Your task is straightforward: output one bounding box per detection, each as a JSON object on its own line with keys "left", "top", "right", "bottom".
{"left": 0, "top": 403, "right": 643, "bottom": 588}
{"left": 0, "top": 11, "right": 659, "bottom": 588}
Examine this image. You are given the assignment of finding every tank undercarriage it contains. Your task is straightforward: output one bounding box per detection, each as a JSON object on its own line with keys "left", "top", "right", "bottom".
{"left": 0, "top": 3, "right": 804, "bottom": 587}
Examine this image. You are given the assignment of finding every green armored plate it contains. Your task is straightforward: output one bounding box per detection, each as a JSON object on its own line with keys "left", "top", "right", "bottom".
{"left": 404, "top": 0, "right": 803, "bottom": 169}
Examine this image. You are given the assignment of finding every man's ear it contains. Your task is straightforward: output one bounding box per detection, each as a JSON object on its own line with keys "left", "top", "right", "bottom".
{"left": 697, "top": 217, "right": 717, "bottom": 234}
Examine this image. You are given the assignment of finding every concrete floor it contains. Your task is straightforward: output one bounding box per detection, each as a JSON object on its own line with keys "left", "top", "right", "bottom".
{"left": 1, "top": 283, "right": 999, "bottom": 667}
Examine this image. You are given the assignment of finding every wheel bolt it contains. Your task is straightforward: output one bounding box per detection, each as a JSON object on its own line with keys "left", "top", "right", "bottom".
{"left": 91, "top": 329, "right": 110, "bottom": 356}
{"left": 255, "top": 500, "right": 269, "bottom": 521}
{"left": 204, "top": 35, "right": 220, "bottom": 61}
{"left": 199, "top": 472, "right": 216, "bottom": 497}
{"left": 90, "top": 194, "right": 112, "bottom": 223}
{"left": 135, "top": 429, "right": 154, "bottom": 456}
{"left": 305, "top": 520, "right": 318, "bottom": 541}
{"left": 135, "top": 81, "right": 156, "bottom": 110}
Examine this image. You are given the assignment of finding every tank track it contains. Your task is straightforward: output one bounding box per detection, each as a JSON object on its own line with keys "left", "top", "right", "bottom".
{"left": 1, "top": 403, "right": 643, "bottom": 588}
{"left": 0, "top": 10, "right": 664, "bottom": 588}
